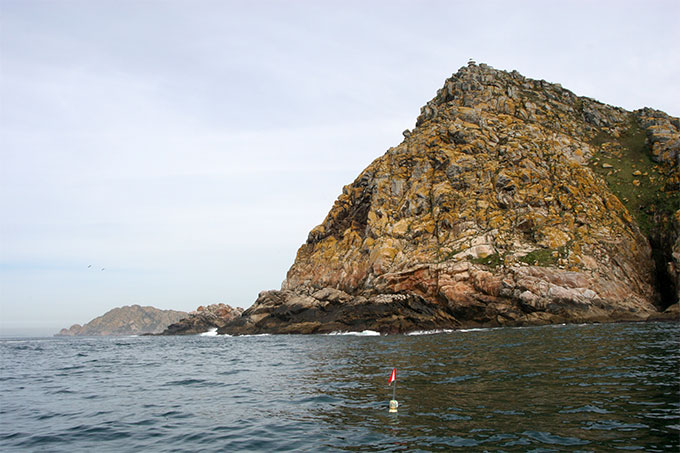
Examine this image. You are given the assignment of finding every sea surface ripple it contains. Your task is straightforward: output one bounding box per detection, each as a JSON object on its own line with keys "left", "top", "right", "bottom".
{"left": 1, "top": 322, "right": 678, "bottom": 451}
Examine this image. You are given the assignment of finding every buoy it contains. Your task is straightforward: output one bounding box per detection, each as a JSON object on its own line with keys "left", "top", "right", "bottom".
{"left": 388, "top": 367, "right": 398, "bottom": 413}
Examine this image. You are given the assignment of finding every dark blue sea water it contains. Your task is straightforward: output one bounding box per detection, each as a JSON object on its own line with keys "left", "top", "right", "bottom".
{"left": 1, "top": 322, "right": 678, "bottom": 452}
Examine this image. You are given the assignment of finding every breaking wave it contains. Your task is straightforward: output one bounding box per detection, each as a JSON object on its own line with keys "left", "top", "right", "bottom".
{"left": 406, "top": 329, "right": 454, "bottom": 336}
{"left": 327, "top": 330, "right": 381, "bottom": 336}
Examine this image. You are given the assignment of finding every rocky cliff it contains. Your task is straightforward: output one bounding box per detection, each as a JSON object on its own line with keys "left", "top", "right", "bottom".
{"left": 56, "top": 305, "right": 188, "bottom": 336}
{"left": 221, "top": 63, "right": 679, "bottom": 335}
{"left": 159, "top": 304, "right": 243, "bottom": 335}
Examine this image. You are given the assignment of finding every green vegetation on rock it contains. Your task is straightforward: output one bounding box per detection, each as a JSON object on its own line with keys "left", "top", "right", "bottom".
{"left": 520, "top": 248, "right": 560, "bottom": 266}
{"left": 470, "top": 253, "right": 503, "bottom": 268}
{"left": 588, "top": 117, "right": 678, "bottom": 236}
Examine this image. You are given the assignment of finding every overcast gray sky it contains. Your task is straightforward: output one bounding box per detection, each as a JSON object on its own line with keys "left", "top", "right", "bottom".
{"left": 1, "top": 0, "right": 678, "bottom": 336}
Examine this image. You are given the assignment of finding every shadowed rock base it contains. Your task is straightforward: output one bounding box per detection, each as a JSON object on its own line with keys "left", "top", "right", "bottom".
{"left": 218, "top": 284, "right": 677, "bottom": 336}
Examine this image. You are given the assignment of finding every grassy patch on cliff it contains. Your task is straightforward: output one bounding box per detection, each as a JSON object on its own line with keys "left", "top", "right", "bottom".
{"left": 588, "top": 117, "right": 678, "bottom": 235}
{"left": 520, "top": 248, "right": 561, "bottom": 266}
{"left": 470, "top": 253, "right": 503, "bottom": 268}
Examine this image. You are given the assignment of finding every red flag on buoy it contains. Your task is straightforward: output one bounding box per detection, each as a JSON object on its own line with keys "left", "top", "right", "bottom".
{"left": 388, "top": 367, "right": 396, "bottom": 385}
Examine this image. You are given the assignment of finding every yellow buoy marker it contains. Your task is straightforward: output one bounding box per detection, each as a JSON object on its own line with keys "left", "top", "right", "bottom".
{"left": 388, "top": 367, "right": 398, "bottom": 413}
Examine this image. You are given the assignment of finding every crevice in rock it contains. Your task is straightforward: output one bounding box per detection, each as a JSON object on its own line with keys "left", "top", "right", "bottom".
{"left": 649, "top": 234, "right": 678, "bottom": 310}
{"left": 325, "top": 175, "right": 374, "bottom": 240}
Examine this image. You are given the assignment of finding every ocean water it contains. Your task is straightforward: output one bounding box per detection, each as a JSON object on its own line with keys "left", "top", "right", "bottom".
{"left": 1, "top": 323, "right": 678, "bottom": 452}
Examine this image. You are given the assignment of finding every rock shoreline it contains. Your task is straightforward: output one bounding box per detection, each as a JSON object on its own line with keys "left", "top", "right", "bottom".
{"left": 217, "top": 283, "right": 678, "bottom": 336}
{"left": 157, "top": 304, "right": 243, "bottom": 335}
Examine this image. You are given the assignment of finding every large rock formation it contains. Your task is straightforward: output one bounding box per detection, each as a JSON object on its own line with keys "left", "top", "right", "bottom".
{"left": 56, "top": 305, "right": 188, "bottom": 336}
{"left": 221, "top": 63, "right": 679, "bottom": 335}
{"left": 159, "top": 303, "right": 243, "bottom": 335}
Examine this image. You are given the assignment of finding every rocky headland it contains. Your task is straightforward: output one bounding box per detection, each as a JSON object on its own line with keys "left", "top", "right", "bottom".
{"left": 56, "top": 305, "right": 188, "bottom": 336}
{"left": 220, "top": 62, "right": 679, "bottom": 335}
{"left": 158, "top": 304, "right": 243, "bottom": 335}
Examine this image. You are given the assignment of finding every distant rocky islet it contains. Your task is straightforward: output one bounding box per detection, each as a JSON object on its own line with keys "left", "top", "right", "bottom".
{"left": 56, "top": 303, "right": 243, "bottom": 336}
{"left": 56, "top": 305, "right": 188, "bottom": 336}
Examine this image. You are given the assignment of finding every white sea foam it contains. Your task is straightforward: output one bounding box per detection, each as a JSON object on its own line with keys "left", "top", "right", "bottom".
{"left": 406, "top": 329, "right": 454, "bottom": 336}
{"left": 200, "top": 328, "right": 218, "bottom": 337}
{"left": 327, "top": 330, "right": 381, "bottom": 336}
{"left": 458, "top": 327, "right": 499, "bottom": 333}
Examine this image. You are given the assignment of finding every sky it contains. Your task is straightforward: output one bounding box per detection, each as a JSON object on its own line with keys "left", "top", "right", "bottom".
{"left": 1, "top": 0, "right": 678, "bottom": 336}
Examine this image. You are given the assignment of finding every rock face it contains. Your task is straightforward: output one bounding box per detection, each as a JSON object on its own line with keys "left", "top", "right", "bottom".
{"left": 56, "top": 305, "right": 188, "bottom": 336}
{"left": 159, "top": 304, "right": 243, "bottom": 335}
{"left": 221, "top": 63, "right": 680, "bottom": 335}
{"left": 670, "top": 211, "right": 680, "bottom": 302}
